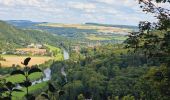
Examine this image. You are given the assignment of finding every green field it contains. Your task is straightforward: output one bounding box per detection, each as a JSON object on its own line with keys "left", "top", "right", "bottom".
{"left": 112, "top": 35, "right": 128, "bottom": 41}
{"left": 86, "top": 34, "right": 127, "bottom": 41}
{"left": 86, "top": 35, "right": 111, "bottom": 40}
{"left": 45, "top": 44, "right": 64, "bottom": 61}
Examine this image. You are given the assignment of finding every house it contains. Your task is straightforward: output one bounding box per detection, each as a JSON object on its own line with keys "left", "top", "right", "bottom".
{"left": 27, "top": 43, "right": 43, "bottom": 49}
{"left": 16, "top": 48, "right": 47, "bottom": 55}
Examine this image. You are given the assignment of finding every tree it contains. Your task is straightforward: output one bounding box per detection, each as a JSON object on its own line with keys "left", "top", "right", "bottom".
{"left": 41, "top": 82, "right": 65, "bottom": 100}
{"left": 125, "top": 0, "right": 170, "bottom": 99}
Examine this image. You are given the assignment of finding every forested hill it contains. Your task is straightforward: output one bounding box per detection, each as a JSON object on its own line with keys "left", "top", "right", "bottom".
{"left": 0, "top": 20, "right": 68, "bottom": 51}
{"left": 7, "top": 20, "right": 48, "bottom": 29}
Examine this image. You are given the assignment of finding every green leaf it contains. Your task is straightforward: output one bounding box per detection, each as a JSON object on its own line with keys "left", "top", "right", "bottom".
{"left": 21, "top": 57, "right": 31, "bottom": 66}
{"left": 59, "top": 90, "right": 65, "bottom": 97}
{"left": 48, "top": 83, "right": 56, "bottom": 93}
{"left": 28, "top": 67, "right": 42, "bottom": 75}
{"left": 10, "top": 70, "right": 25, "bottom": 76}
{"left": 19, "top": 80, "right": 32, "bottom": 88}
{"left": 1, "top": 97, "right": 11, "bottom": 100}
{"left": 5, "top": 82, "right": 15, "bottom": 90}
{"left": 12, "top": 89, "right": 23, "bottom": 92}
{"left": 41, "top": 93, "right": 49, "bottom": 99}
{"left": 0, "top": 87, "right": 8, "bottom": 93}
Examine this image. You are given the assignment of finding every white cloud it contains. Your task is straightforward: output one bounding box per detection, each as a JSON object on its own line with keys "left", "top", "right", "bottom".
{"left": 0, "top": 0, "right": 64, "bottom": 13}
{"left": 0, "top": 0, "right": 165, "bottom": 25}
{"left": 0, "top": 0, "right": 40, "bottom": 6}
{"left": 96, "top": 0, "right": 114, "bottom": 4}
{"left": 0, "top": 0, "right": 14, "bottom": 6}
{"left": 68, "top": 2, "right": 96, "bottom": 13}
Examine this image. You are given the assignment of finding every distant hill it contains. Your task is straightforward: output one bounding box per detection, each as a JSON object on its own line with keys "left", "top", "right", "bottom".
{"left": 7, "top": 20, "right": 138, "bottom": 30}
{"left": 5, "top": 20, "right": 130, "bottom": 44}
{"left": 7, "top": 20, "right": 47, "bottom": 28}
{"left": 0, "top": 20, "right": 68, "bottom": 51}
{"left": 6, "top": 20, "right": 98, "bottom": 37}
{"left": 85, "top": 22, "right": 138, "bottom": 29}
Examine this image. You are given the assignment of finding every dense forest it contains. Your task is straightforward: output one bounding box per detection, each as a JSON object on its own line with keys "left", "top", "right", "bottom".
{"left": 0, "top": 0, "right": 170, "bottom": 100}
{"left": 50, "top": 0, "right": 170, "bottom": 100}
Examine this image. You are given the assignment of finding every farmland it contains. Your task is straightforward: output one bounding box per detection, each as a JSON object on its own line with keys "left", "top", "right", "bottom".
{"left": 38, "top": 23, "right": 132, "bottom": 33}
{"left": 86, "top": 34, "right": 128, "bottom": 41}
{"left": 86, "top": 35, "right": 111, "bottom": 40}
{"left": 16, "top": 48, "right": 47, "bottom": 55}
{"left": 0, "top": 55, "right": 52, "bottom": 67}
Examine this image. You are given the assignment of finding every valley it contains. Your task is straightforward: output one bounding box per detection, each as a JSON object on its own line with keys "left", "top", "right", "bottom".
{"left": 7, "top": 20, "right": 133, "bottom": 45}
{"left": 0, "top": 2, "right": 169, "bottom": 98}
{"left": 0, "top": 20, "right": 134, "bottom": 99}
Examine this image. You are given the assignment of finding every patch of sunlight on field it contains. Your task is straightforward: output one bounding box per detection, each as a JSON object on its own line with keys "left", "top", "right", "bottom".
{"left": 0, "top": 55, "right": 52, "bottom": 67}
{"left": 86, "top": 35, "right": 111, "bottom": 40}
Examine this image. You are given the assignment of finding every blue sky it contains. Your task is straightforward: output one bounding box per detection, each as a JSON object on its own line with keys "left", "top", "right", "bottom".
{"left": 0, "top": 0, "right": 168, "bottom": 25}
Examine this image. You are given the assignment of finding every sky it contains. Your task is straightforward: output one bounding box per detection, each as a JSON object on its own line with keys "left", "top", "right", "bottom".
{"left": 0, "top": 0, "right": 169, "bottom": 25}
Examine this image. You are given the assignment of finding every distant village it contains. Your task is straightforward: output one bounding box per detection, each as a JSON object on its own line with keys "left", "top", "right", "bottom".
{"left": 15, "top": 43, "right": 47, "bottom": 55}
{"left": 1, "top": 43, "right": 48, "bottom": 56}
{"left": 1, "top": 41, "right": 102, "bottom": 55}
{"left": 71, "top": 41, "right": 101, "bottom": 53}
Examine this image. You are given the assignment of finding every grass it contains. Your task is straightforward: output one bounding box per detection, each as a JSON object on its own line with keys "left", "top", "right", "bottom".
{"left": 5, "top": 72, "right": 43, "bottom": 83}
{"left": 45, "top": 44, "right": 64, "bottom": 61}
{"left": 12, "top": 82, "right": 48, "bottom": 100}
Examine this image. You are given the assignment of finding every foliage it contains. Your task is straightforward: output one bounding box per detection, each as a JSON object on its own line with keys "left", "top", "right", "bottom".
{"left": 45, "top": 44, "right": 64, "bottom": 61}
{"left": 10, "top": 57, "right": 42, "bottom": 99}
{"left": 0, "top": 80, "right": 23, "bottom": 100}
{"left": 125, "top": 0, "right": 170, "bottom": 99}
{"left": 50, "top": 45, "right": 150, "bottom": 99}
{"left": 40, "top": 82, "right": 65, "bottom": 100}
{"left": 0, "top": 20, "right": 70, "bottom": 52}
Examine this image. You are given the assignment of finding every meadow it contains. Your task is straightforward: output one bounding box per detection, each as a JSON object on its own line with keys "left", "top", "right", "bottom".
{"left": 45, "top": 44, "right": 64, "bottom": 61}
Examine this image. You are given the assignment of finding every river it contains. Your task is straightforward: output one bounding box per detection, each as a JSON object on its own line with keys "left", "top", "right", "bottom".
{"left": 16, "top": 49, "right": 69, "bottom": 88}
{"left": 32, "top": 49, "right": 69, "bottom": 85}
{"left": 61, "top": 49, "right": 69, "bottom": 82}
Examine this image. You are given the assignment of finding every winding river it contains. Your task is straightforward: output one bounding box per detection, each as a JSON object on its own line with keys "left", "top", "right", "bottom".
{"left": 32, "top": 49, "right": 69, "bottom": 85}
{"left": 17, "top": 49, "right": 69, "bottom": 88}
{"left": 61, "top": 49, "right": 69, "bottom": 82}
